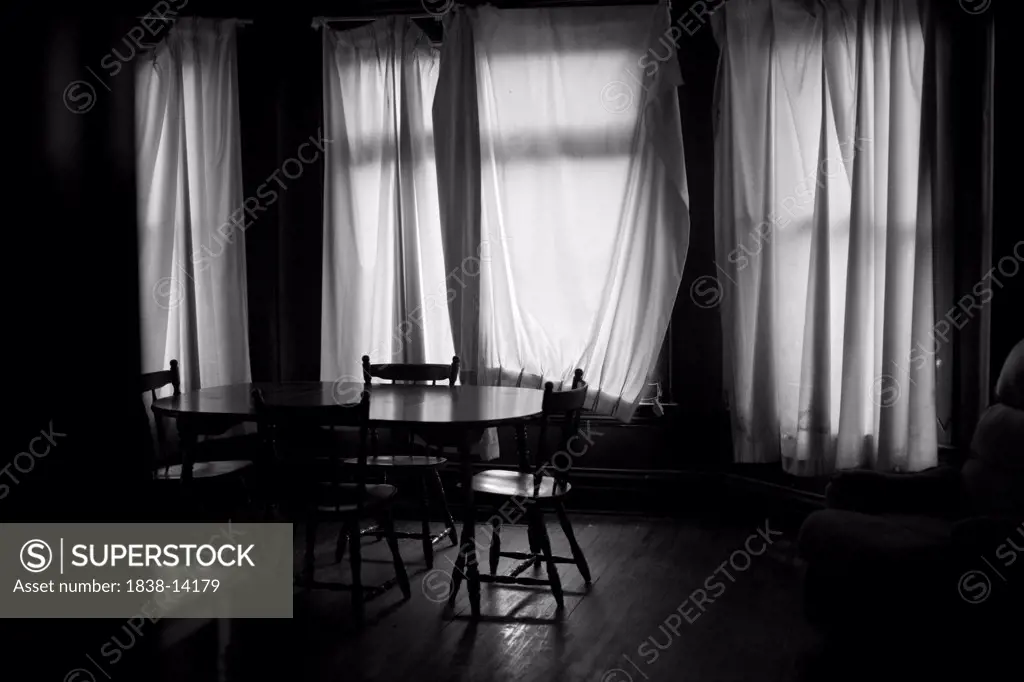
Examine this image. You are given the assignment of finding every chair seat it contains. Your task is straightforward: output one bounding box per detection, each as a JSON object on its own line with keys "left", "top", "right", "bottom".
{"left": 342, "top": 455, "right": 447, "bottom": 468}
{"left": 471, "top": 470, "right": 571, "bottom": 498}
{"left": 314, "top": 483, "right": 397, "bottom": 515}
{"left": 156, "top": 460, "right": 253, "bottom": 480}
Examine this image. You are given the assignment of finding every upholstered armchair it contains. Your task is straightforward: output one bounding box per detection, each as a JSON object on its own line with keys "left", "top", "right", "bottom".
{"left": 797, "top": 340, "right": 1023, "bottom": 637}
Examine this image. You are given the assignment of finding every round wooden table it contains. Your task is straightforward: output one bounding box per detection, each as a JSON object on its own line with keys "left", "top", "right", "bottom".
{"left": 151, "top": 381, "right": 544, "bottom": 426}
{"left": 152, "top": 381, "right": 545, "bottom": 617}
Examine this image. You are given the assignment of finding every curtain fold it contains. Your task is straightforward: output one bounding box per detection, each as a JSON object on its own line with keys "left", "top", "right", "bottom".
{"left": 320, "top": 18, "right": 455, "bottom": 384}
{"left": 136, "top": 18, "right": 250, "bottom": 391}
{"left": 434, "top": 3, "right": 690, "bottom": 422}
{"left": 714, "top": 0, "right": 940, "bottom": 474}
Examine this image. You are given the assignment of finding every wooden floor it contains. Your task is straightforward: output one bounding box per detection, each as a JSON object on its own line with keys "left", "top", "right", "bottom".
{"left": 155, "top": 511, "right": 852, "bottom": 682}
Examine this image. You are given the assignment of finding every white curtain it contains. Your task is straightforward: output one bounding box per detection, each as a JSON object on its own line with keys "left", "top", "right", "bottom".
{"left": 434, "top": 4, "right": 690, "bottom": 420}
{"left": 320, "top": 18, "right": 455, "bottom": 383}
{"left": 136, "top": 18, "right": 250, "bottom": 391}
{"left": 713, "top": 0, "right": 937, "bottom": 474}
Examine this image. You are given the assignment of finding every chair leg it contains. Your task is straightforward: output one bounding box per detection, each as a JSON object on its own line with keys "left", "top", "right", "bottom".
{"left": 447, "top": 535, "right": 466, "bottom": 610}
{"left": 334, "top": 523, "right": 348, "bottom": 564}
{"left": 259, "top": 470, "right": 277, "bottom": 521}
{"left": 527, "top": 505, "right": 543, "bottom": 569}
{"left": 489, "top": 513, "right": 502, "bottom": 574}
{"left": 236, "top": 474, "right": 254, "bottom": 520}
{"left": 348, "top": 518, "right": 364, "bottom": 624}
{"left": 554, "top": 500, "right": 591, "bottom": 584}
{"left": 380, "top": 507, "right": 411, "bottom": 599}
{"left": 430, "top": 468, "right": 459, "bottom": 547}
{"left": 517, "top": 428, "right": 541, "bottom": 564}
{"left": 533, "top": 507, "right": 564, "bottom": 609}
{"left": 420, "top": 473, "right": 433, "bottom": 569}
{"left": 303, "top": 520, "right": 317, "bottom": 587}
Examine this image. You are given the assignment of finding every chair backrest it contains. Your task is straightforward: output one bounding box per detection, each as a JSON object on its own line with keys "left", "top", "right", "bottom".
{"left": 252, "top": 387, "right": 372, "bottom": 516}
{"left": 535, "top": 369, "right": 588, "bottom": 482}
{"left": 142, "top": 359, "right": 180, "bottom": 398}
{"left": 362, "top": 355, "right": 459, "bottom": 385}
{"left": 141, "top": 360, "right": 180, "bottom": 461}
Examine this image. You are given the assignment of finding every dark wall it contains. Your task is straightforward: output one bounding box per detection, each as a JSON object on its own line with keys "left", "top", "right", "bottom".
{"left": 941, "top": 1, "right": 1015, "bottom": 442}
{"left": 4, "top": 8, "right": 158, "bottom": 679}
{"left": 4, "top": 13, "right": 151, "bottom": 520}
{"left": 671, "top": 1, "right": 729, "bottom": 448}
{"left": 238, "top": 19, "right": 324, "bottom": 382}
{"left": 988, "top": 5, "right": 1022, "bottom": 387}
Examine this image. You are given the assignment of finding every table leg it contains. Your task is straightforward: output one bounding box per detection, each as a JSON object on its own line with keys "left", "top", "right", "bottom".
{"left": 461, "top": 436, "right": 481, "bottom": 617}
{"left": 446, "top": 433, "right": 481, "bottom": 618}
{"left": 177, "top": 419, "right": 198, "bottom": 484}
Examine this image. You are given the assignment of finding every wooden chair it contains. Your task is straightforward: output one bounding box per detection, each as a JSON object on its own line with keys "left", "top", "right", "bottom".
{"left": 469, "top": 369, "right": 592, "bottom": 611}
{"left": 349, "top": 355, "right": 460, "bottom": 568}
{"left": 252, "top": 387, "right": 410, "bottom": 624}
{"left": 142, "top": 360, "right": 253, "bottom": 482}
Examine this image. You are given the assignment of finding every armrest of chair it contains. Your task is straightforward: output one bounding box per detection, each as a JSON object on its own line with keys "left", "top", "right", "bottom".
{"left": 951, "top": 515, "right": 1024, "bottom": 553}
{"left": 824, "top": 465, "right": 964, "bottom": 516}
